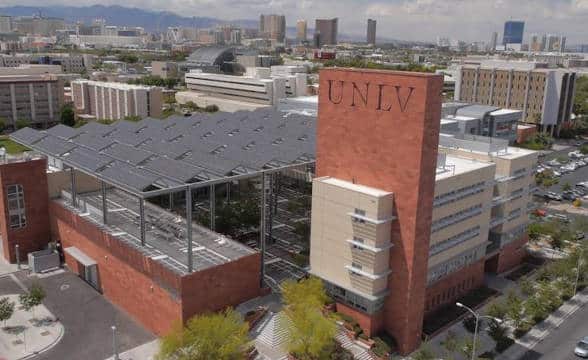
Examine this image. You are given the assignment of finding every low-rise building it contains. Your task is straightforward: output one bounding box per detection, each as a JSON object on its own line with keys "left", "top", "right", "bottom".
{"left": 71, "top": 80, "right": 163, "bottom": 121}
{"left": 0, "top": 74, "right": 64, "bottom": 129}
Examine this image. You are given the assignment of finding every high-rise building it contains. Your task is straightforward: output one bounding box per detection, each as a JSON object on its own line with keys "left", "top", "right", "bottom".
{"left": 314, "top": 18, "right": 338, "bottom": 47}
{"left": 367, "top": 19, "right": 376, "bottom": 46}
{"left": 454, "top": 60, "right": 576, "bottom": 135}
{"left": 230, "top": 29, "right": 242, "bottom": 45}
{"left": 529, "top": 34, "right": 543, "bottom": 52}
{"left": 296, "top": 20, "right": 307, "bottom": 43}
{"left": 489, "top": 32, "right": 498, "bottom": 51}
{"left": 310, "top": 68, "right": 537, "bottom": 354}
{"left": 259, "top": 14, "right": 286, "bottom": 43}
{"left": 0, "top": 15, "right": 12, "bottom": 33}
{"left": 502, "top": 20, "right": 525, "bottom": 45}
{"left": 560, "top": 36, "right": 567, "bottom": 53}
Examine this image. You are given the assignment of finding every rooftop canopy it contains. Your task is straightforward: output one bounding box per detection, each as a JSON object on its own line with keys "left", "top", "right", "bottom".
{"left": 186, "top": 46, "right": 235, "bottom": 66}
{"left": 10, "top": 108, "right": 315, "bottom": 198}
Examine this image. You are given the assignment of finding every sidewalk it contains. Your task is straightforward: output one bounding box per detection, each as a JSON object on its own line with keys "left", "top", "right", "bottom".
{"left": 103, "top": 339, "right": 159, "bottom": 360}
{"left": 497, "top": 288, "right": 588, "bottom": 360}
{"left": 0, "top": 293, "right": 64, "bottom": 360}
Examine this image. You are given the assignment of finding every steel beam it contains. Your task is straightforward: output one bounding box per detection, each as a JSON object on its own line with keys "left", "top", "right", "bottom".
{"left": 186, "top": 187, "right": 193, "bottom": 273}
{"left": 210, "top": 184, "right": 216, "bottom": 231}
{"left": 70, "top": 168, "right": 77, "bottom": 207}
{"left": 260, "top": 173, "right": 266, "bottom": 288}
{"left": 139, "top": 198, "right": 146, "bottom": 246}
{"left": 101, "top": 181, "right": 108, "bottom": 224}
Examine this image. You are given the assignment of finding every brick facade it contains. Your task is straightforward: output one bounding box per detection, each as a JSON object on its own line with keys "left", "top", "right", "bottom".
{"left": 0, "top": 159, "right": 50, "bottom": 263}
{"left": 495, "top": 234, "right": 529, "bottom": 274}
{"left": 50, "top": 200, "right": 262, "bottom": 336}
{"left": 335, "top": 302, "right": 384, "bottom": 337}
{"left": 316, "top": 69, "right": 443, "bottom": 354}
{"left": 424, "top": 259, "right": 485, "bottom": 314}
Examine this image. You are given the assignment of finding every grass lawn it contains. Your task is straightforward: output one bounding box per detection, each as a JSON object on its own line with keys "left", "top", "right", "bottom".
{"left": 0, "top": 136, "right": 30, "bottom": 154}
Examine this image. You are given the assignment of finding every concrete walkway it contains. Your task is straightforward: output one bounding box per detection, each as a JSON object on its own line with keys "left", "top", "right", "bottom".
{"left": 0, "top": 294, "right": 64, "bottom": 360}
{"left": 497, "top": 288, "right": 588, "bottom": 360}
{"left": 103, "top": 339, "right": 159, "bottom": 360}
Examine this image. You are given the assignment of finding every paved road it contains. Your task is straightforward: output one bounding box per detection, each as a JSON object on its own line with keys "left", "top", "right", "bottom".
{"left": 4, "top": 271, "right": 156, "bottom": 360}
{"left": 520, "top": 302, "right": 588, "bottom": 360}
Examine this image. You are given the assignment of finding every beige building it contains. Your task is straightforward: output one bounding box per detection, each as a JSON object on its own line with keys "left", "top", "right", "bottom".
{"left": 310, "top": 136, "right": 538, "bottom": 315}
{"left": 151, "top": 61, "right": 180, "bottom": 79}
{"left": 71, "top": 80, "right": 163, "bottom": 121}
{"left": 296, "top": 20, "right": 307, "bottom": 43}
{"left": 455, "top": 62, "right": 576, "bottom": 135}
{"left": 0, "top": 74, "right": 64, "bottom": 129}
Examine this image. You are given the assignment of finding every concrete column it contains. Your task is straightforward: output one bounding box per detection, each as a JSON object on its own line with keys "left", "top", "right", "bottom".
{"left": 186, "top": 187, "right": 193, "bottom": 273}
{"left": 70, "top": 169, "right": 77, "bottom": 207}
{"left": 101, "top": 181, "right": 108, "bottom": 224}
{"left": 10, "top": 83, "right": 17, "bottom": 125}
{"left": 209, "top": 184, "right": 216, "bottom": 231}
{"left": 47, "top": 83, "right": 54, "bottom": 124}
{"left": 522, "top": 71, "right": 532, "bottom": 123}
{"left": 489, "top": 69, "right": 496, "bottom": 105}
{"left": 139, "top": 198, "right": 146, "bottom": 246}
{"left": 506, "top": 70, "right": 513, "bottom": 108}
{"left": 259, "top": 173, "right": 266, "bottom": 288}
{"left": 473, "top": 67, "right": 480, "bottom": 102}
{"left": 29, "top": 83, "right": 36, "bottom": 123}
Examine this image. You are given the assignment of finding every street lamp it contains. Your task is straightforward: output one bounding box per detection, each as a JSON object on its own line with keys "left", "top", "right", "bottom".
{"left": 456, "top": 302, "right": 503, "bottom": 360}
{"left": 111, "top": 325, "right": 119, "bottom": 360}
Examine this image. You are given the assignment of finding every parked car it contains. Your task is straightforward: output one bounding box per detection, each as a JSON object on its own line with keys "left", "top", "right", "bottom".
{"left": 575, "top": 336, "right": 588, "bottom": 358}
{"left": 577, "top": 160, "right": 587, "bottom": 167}
{"left": 547, "top": 159, "right": 562, "bottom": 167}
{"left": 562, "top": 192, "right": 576, "bottom": 201}
{"left": 575, "top": 231, "right": 585, "bottom": 240}
{"left": 544, "top": 192, "right": 563, "bottom": 201}
{"left": 551, "top": 213, "right": 570, "bottom": 223}
{"left": 569, "top": 151, "right": 583, "bottom": 159}
{"left": 578, "top": 182, "right": 588, "bottom": 189}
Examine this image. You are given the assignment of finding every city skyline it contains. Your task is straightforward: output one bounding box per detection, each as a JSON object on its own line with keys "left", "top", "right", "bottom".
{"left": 1, "top": 0, "right": 588, "bottom": 43}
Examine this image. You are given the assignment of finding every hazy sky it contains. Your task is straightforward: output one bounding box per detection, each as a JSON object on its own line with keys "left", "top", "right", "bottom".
{"left": 4, "top": 0, "right": 588, "bottom": 43}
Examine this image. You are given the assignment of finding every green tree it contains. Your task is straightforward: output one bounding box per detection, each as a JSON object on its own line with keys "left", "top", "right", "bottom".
{"left": 487, "top": 301, "right": 508, "bottom": 320}
{"left": 412, "top": 344, "right": 436, "bottom": 360}
{"left": 282, "top": 277, "right": 337, "bottom": 360}
{"left": 0, "top": 117, "right": 6, "bottom": 133}
{"left": 0, "top": 297, "right": 15, "bottom": 327}
{"left": 157, "top": 308, "right": 249, "bottom": 360}
{"left": 15, "top": 118, "right": 30, "bottom": 130}
{"left": 563, "top": 182, "right": 572, "bottom": 192}
{"left": 19, "top": 283, "right": 45, "bottom": 318}
{"left": 60, "top": 104, "right": 76, "bottom": 127}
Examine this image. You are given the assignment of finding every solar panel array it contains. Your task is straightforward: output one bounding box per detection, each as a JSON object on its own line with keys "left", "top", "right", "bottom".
{"left": 10, "top": 108, "right": 316, "bottom": 195}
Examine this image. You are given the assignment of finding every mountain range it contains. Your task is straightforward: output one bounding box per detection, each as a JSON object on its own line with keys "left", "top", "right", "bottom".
{"left": 0, "top": 5, "right": 258, "bottom": 32}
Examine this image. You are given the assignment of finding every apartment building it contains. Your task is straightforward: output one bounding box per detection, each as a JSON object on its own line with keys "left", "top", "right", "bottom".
{"left": 0, "top": 54, "right": 91, "bottom": 73}
{"left": 454, "top": 61, "right": 576, "bottom": 135}
{"left": 0, "top": 74, "right": 64, "bottom": 129}
{"left": 71, "top": 80, "right": 163, "bottom": 121}
{"left": 184, "top": 67, "right": 307, "bottom": 106}
{"left": 310, "top": 68, "right": 537, "bottom": 354}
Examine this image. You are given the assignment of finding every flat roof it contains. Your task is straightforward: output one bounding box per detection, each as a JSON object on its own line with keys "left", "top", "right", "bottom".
{"left": 490, "top": 108, "right": 522, "bottom": 116}
{"left": 319, "top": 177, "right": 392, "bottom": 197}
{"left": 59, "top": 188, "right": 253, "bottom": 275}
{"left": 11, "top": 108, "right": 315, "bottom": 197}
{"left": 436, "top": 154, "right": 495, "bottom": 180}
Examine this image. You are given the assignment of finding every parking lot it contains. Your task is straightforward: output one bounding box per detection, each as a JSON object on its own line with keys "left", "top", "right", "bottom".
{"left": 535, "top": 141, "right": 588, "bottom": 207}
{"left": 1, "top": 271, "right": 155, "bottom": 360}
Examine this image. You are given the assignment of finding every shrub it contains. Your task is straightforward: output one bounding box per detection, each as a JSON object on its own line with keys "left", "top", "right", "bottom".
{"left": 487, "top": 302, "right": 508, "bottom": 319}
{"left": 495, "top": 337, "right": 515, "bottom": 353}
{"left": 514, "top": 322, "right": 532, "bottom": 338}
{"left": 462, "top": 316, "right": 478, "bottom": 333}
{"left": 371, "top": 336, "right": 392, "bottom": 357}
{"left": 15, "top": 118, "right": 29, "bottom": 129}
{"left": 0, "top": 118, "right": 6, "bottom": 133}
{"left": 204, "top": 104, "right": 219, "bottom": 112}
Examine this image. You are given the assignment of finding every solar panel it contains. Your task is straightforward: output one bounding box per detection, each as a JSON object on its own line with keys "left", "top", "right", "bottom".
{"left": 34, "top": 136, "right": 77, "bottom": 156}
{"left": 10, "top": 127, "right": 47, "bottom": 145}
{"left": 62, "top": 147, "right": 113, "bottom": 172}
{"left": 46, "top": 124, "right": 80, "bottom": 140}
{"left": 103, "top": 143, "right": 153, "bottom": 165}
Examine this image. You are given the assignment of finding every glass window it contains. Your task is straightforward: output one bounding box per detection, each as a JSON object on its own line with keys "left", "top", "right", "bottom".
{"left": 6, "top": 184, "right": 26, "bottom": 229}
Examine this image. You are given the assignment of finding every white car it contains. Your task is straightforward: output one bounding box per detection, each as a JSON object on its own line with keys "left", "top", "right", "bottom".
{"left": 547, "top": 159, "right": 562, "bottom": 167}
{"left": 575, "top": 336, "right": 588, "bottom": 358}
{"left": 577, "top": 160, "right": 587, "bottom": 167}
{"left": 569, "top": 151, "right": 583, "bottom": 159}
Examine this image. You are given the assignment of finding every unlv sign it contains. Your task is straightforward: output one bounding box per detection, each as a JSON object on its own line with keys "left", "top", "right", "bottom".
{"left": 326, "top": 80, "right": 415, "bottom": 113}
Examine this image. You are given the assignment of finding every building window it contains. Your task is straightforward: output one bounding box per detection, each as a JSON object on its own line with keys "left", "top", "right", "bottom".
{"left": 7, "top": 184, "right": 26, "bottom": 229}
{"left": 351, "top": 262, "right": 362, "bottom": 270}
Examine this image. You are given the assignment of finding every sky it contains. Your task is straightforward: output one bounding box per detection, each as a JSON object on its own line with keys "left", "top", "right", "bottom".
{"left": 4, "top": 0, "right": 588, "bottom": 43}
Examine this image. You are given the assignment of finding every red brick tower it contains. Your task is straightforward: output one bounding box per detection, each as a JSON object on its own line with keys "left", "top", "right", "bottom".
{"left": 316, "top": 68, "right": 443, "bottom": 353}
{"left": 0, "top": 158, "right": 51, "bottom": 263}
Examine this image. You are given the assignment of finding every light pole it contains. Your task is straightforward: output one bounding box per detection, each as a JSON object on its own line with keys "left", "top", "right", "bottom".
{"left": 111, "top": 325, "right": 119, "bottom": 360}
{"left": 456, "top": 302, "right": 503, "bottom": 360}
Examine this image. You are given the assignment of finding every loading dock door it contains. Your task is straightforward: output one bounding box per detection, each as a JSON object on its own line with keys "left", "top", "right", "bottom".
{"left": 64, "top": 247, "right": 101, "bottom": 291}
